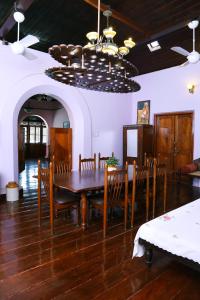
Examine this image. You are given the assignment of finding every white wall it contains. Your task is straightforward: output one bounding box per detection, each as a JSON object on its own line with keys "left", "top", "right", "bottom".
{"left": 52, "top": 108, "right": 69, "bottom": 128}
{"left": 0, "top": 45, "right": 132, "bottom": 189}
{"left": 132, "top": 64, "right": 200, "bottom": 159}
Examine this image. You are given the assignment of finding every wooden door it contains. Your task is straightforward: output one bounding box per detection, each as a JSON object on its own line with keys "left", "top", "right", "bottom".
{"left": 155, "top": 115, "right": 174, "bottom": 170}
{"left": 174, "top": 114, "right": 193, "bottom": 170}
{"left": 18, "top": 127, "right": 25, "bottom": 173}
{"left": 155, "top": 112, "right": 193, "bottom": 171}
{"left": 50, "top": 128, "right": 72, "bottom": 167}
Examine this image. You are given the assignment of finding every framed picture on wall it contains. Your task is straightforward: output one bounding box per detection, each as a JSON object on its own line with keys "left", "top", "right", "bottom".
{"left": 63, "top": 121, "right": 70, "bottom": 128}
{"left": 137, "top": 100, "right": 150, "bottom": 124}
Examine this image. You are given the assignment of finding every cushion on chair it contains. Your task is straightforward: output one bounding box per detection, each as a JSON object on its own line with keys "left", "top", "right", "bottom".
{"left": 180, "top": 163, "right": 198, "bottom": 174}
{"left": 54, "top": 189, "right": 79, "bottom": 205}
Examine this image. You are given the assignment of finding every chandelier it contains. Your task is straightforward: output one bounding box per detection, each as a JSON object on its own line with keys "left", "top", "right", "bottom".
{"left": 45, "top": 0, "right": 140, "bottom": 93}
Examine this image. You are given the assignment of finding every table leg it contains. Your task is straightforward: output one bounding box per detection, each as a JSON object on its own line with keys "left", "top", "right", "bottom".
{"left": 81, "top": 191, "right": 87, "bottom": 230}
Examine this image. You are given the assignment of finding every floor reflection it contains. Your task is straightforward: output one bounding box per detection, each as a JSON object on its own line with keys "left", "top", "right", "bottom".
{"left": 19, "top": 159, "right": 48, "bottom": 197}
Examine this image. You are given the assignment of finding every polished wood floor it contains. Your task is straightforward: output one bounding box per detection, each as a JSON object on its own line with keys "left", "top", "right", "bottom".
{"left": 1, "top": 160, "right": 200, "bottom": 299}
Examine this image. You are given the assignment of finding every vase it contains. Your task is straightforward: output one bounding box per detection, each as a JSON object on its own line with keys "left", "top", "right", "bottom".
{"left": 107, "top": 166, "right": 117, "bottom": 171}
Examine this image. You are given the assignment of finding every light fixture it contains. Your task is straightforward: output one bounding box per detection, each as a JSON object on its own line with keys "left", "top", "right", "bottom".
{"left": 45, "top": 0, "right": 140, "bottom": 93}
{"left": 13, "top": 11, "right": 25, "bottom": 23}
{"left": 147, "top": 41, "right": 161, "bottom": 52}
{"left": 13, "top": 2, "right": 25, "bottom": 23}
{"left": 187, "top": 83, "right": 195, "bottom": 94}
{"left": 84, "top": 5, "right": 135, "bottom": 58}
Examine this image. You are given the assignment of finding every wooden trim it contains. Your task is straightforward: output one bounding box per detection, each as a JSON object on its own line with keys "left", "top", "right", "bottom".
{"left": 154, "top": 110, "right": 194, "bottom": 118}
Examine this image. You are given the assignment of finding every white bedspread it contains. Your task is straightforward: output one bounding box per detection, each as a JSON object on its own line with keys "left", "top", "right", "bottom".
{"left": 133, "top": 198, "right": 200, "bottom": 264}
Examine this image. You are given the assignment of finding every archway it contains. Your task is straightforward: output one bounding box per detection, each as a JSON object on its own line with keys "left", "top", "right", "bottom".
{"left": 0, "top": 75, "right": 92, "bottom": 189}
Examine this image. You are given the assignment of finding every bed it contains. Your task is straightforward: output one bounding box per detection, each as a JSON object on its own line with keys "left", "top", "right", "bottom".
{"left": 133, "top": 198, "right": 200, "bottom": 269}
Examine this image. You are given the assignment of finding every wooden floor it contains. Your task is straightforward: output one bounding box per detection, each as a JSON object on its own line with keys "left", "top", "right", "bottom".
{"left": 1, "top": 160, "right": 200, "bottom": 299}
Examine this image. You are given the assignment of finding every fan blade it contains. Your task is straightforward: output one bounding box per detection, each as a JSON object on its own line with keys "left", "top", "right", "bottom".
{"left": 180, "top": 61, "right": 189, "bottom": 67}
{"left": 22, "top": 49, "right": 37, "bottom": 60}
{"left": 19, "top": 34, "right": 39, "bottom": 48}
{"left": 171, "top": 46, "right": 189, "bottom": 57}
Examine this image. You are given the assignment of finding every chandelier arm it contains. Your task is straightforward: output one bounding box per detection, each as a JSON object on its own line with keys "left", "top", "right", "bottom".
{"left": 97, "top": 0, "right": 100, "bottom": 40}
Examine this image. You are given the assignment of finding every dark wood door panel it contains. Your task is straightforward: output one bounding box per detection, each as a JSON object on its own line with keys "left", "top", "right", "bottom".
{"left": 155, "top": 115, "right": 174, "bottom": 169}
{"left": 155, "top": 112, "right": 193, "bottom": 171}
{"left": 50, "top": 128, "right": 72, "bottom": 167}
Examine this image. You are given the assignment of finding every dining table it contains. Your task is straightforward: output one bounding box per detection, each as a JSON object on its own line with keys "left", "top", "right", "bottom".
{"left": 54, "top": 166, "right": 135, "bottom": 230}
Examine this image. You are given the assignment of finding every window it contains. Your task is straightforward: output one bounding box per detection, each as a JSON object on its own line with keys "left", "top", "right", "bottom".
{"left": 20, "top": 117, "right": 47, "bottom": 144}
{"left": 42, "top": 127, "right": 48, "bottom": 143}
{"left": 23, "top": 127, "right": 27, "bottom": 143}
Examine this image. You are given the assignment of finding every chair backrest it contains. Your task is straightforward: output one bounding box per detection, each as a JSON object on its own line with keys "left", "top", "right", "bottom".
{"left": 98, "top": 152, "right": 114, "bottom": 169}
{"left": 38, "top": 160, "right": 54, "bottom": 233}
{"left": 53, "top": 159, "right": 71, "bottom": 175}
{"left": 131, "top": 160, "right": 149, "bottom": 225}
{"left": 104, "top": 162, "right": 128, "bottom": 206}
{"left": 144, "top": 153, "right": 159, "bottom": 168}
{"left": 79, "top": 153, "right": 96, "bottom": 171}
{"left": 38, "top": 160, "right": 53, "bottom": 201}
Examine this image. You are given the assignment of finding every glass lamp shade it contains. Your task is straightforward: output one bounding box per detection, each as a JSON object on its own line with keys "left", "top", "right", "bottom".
{"left": 119, "top": 46, "right": 129, "bottom": 56}
{"left": 103, "top": 27, "right": 116, "bottom": 39}
{"left": 86, "top": 31, "right": 98, "bottom": 42}
{"left": 83, "top": 42, "right": 95, "bottom": 50}
{"left": 124, "top": 38, "right": 136, "bottom": 49}
{"left": 102, "top": 42, "right": 118, "bottom": 55}
{"left": 13, "top": 11, "right": 25, "bottom": 23}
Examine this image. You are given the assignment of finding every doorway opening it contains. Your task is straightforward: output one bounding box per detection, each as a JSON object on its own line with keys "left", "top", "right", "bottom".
{"left": 18, "top": 94, "right": 70, "bottom": 193}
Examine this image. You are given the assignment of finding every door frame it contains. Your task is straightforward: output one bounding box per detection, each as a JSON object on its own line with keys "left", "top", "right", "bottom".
{"left": 154, "top": 110, "right": 194, "bottom": 166}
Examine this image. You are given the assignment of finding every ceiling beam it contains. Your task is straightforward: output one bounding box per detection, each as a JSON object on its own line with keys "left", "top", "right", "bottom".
{"left": 0, "top": 0, "right": 35, "bottom": 38}
{"left": 84, "top": 0, "right": 150, "bottom": 36}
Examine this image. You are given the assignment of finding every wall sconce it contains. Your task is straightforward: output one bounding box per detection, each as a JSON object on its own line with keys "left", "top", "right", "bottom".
{"left": 187, "top": 83, "right": 195, "bottom": 94}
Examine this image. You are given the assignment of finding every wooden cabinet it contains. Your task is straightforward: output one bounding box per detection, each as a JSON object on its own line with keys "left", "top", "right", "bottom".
{"left": 154, "top": 112, "right": 193, "bottom": 171}
{"left": 123, "top": 124, "right": 154, "bottom": 165}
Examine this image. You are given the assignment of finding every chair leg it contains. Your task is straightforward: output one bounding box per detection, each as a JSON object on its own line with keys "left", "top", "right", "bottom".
{"left": 77, "top": 204, "right": 81, "bottom": 226}
{"left": 163, "top": 173, "right": 167, "bottom": 212}
{"left": 38, "top": 198, "right": 41, "bottom": 227}
{"left": 50, "top": 205, "right": 54, "bottom": 236}
{"left": 152, "top": 176, "right": 156, "bottom": 219}
{"left": 103, "top": 208, "right": 107, "bottom": 238}
{"left": 146, "top": 175, "right": 150, "bottom": 222}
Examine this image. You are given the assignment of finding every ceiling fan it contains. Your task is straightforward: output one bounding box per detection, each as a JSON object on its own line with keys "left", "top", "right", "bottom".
{"left": 10, "top": 10, "right": 39, "bottom": 59}
{"left": 171, "top": 20, "right": 200, "bottom": 66}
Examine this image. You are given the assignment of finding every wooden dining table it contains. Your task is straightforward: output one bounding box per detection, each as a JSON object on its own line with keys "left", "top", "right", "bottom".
{"left": 54, "top": 167, "right": 135, "bottom": 230}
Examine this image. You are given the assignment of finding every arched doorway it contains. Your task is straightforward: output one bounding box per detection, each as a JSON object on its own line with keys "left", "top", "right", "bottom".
{"left": 0, "top": 77, "right": 92, "bottom": 189}
{"left": 19, "top": 115, "right": 48, "bottom": 168}
{"left": 18, "top": 94, "right": 71, "bottom": 191}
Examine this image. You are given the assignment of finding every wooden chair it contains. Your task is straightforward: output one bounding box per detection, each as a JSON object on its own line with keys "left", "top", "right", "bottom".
{"left": 144, "top": 157, "right": 167, "bottom": 219}
{"left": 91, "top": 163, "right": 128, "bottom": 237}
{"left": 53, "top": 159, "right": 71, "bottom": 175}
{"left": 144, "top": 153, "right": 160, "bottom": 168}
{"left": 38, "top": 160, "right": 79, "bottom": 235}
{"left": 79, "top": 154, "right": 96, "bottom": 171}
{"left": 98, "top": 152, "right": 114, "bottom": 169}
{"left": 131, "top": 160, "right": 149, "bottom": 227}
{"left": 152, "top": 160, "right": 167, "bottom": 218}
